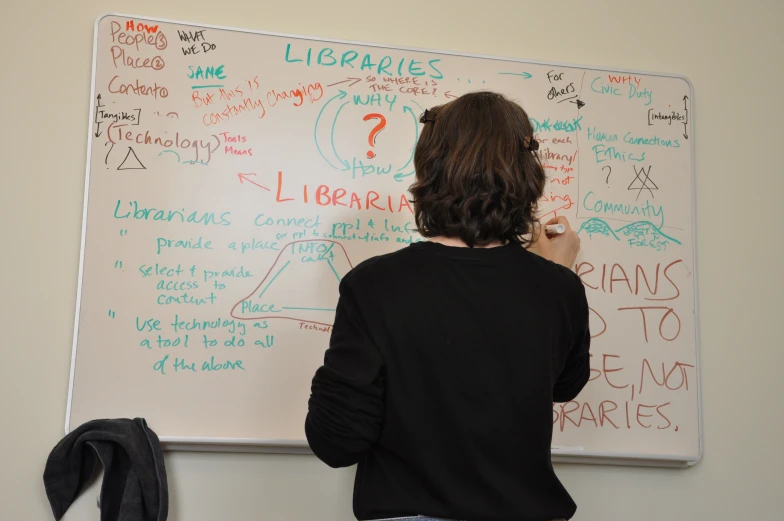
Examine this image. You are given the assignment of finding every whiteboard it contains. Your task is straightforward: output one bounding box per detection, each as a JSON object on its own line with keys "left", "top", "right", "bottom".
{"left": 67, "top": 13, "right": 701, "bottom": 467}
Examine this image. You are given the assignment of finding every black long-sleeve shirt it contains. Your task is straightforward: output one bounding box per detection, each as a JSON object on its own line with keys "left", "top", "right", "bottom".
{"left": 306, "top": 241, "right": 590, "bottom": 521}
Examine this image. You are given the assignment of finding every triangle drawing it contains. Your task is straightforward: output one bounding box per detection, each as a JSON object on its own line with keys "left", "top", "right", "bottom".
{"left": 231, "top": 240, "right": 354, "bottom": 327}
{"left": 118, "top": 147, "right": 146, "bottom": 170}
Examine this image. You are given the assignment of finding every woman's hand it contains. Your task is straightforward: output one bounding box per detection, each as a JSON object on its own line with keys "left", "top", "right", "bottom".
{"left": 527, "top": 216, "right": 580, "bottom": 270}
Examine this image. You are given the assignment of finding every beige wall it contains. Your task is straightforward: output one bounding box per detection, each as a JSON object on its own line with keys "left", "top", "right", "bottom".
{"left": 1, "top": 1, "right": 782, "bottom": 519}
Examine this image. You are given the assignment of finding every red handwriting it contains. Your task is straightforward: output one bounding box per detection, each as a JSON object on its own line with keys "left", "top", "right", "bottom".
{"left": 640, "top": 359, "right": 695, "bottom": 395}
{"left": 576, "top": 354, "right": 693, "bottom": 433}
{"left": 542, "top": 164, "right": 574, "bottom": 174}
{"left": 553, "top": 400, "right": 672, "bottom": 431}
{"left": 537, "top": 202, "right": 574, "bottom": 222}
{"left": 541, "top": 148, "right": 578, "bottom": 166}
{"left": 532, "top": 135, "right": 574, "bottom": 145}
{"left": 618, "top": 306, "right": 682, "bottom": 342}
{"left": 589, "top": 307, "right": 607, "bottom": 338}
{"left": 299, "top": 323, "right": 332, "bottom": 333}
{"left": 221, "top": 133, "right": 251, "bottom": 156}
{"left": 267, "top": 82, "right": 324, "bottom": 107}
{"left": 550, "top": 175, "right": 574, "bottom": 185}
{"left": 608, "top": 74, "right": 642, "bottom": 87}
{"left": 125, "top": 20, "right": 159, "bottom": 33}
{"left": 601, "top": 354, "right": 628, "bottom": 389}
{"left": 576, "top": 260, "right": 683, "bottom": 301}
{"left": 203, "top": 96, "right": 266, "bottom": 126}
{"left": 539, "top": 192, "right": 574, "bottom": 209}
{"left": 274, "top": 171, "right": 413, "bottom": 214}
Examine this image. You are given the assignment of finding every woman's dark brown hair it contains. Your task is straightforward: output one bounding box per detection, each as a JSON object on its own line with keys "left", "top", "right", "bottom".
{"left": 410, "top": 91, "right": 545, "bottom": 247}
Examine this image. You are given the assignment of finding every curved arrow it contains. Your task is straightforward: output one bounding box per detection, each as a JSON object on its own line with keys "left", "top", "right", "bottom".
{"left": 331, "top": 101, "right": 351, "bottom": 170}
{"left": 314, "top": 89, "right": 348, "bottom": 169}
{"left": 394, "top": 170, "right": 416, "bottom": 183}
{"left": 397, "top": 106, "right": 419, "bottom": 172}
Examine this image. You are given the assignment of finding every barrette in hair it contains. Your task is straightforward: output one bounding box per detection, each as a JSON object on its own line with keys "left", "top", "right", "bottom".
{"left": 420, "top": 109, "right": 436, "bottom": 123}
{"left": 525, "top": 138, "right": 539, "bottom": 151}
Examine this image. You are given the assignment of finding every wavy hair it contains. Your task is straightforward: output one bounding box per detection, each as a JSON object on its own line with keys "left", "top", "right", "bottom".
{"left": 410, "top": 91, "right": 545, "bottom": 247}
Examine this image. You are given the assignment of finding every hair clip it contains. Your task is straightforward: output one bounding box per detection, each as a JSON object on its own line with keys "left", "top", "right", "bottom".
{"left": 526, "top": 138, "right": 539, "bottom": 152}
{"left": 420, "top": 109, "right": 435, "bottom": 123}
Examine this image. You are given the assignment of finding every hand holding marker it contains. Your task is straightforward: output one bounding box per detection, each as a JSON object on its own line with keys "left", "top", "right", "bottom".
{"left": 545, "top": 223, "right": 566, "bottom": 235}
{"left": 528, "top": 217, "right": 580, "bottom": 269}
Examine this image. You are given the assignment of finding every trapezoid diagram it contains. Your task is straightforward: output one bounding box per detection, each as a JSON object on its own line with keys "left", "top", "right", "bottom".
{"left": 231, "top": 240, "right": 353, "bottom": 326}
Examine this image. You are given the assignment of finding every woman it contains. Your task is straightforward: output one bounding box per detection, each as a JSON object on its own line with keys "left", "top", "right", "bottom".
{"left": 306, "top": 91, "right": 590, "bottom": 521}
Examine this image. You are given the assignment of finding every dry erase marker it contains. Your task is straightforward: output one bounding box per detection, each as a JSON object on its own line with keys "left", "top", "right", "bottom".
{"left": 550, "top": 445, "right": 584, "bottom": 451}
{"left": 545, "top": 223, "right": 566, "bottom": 235}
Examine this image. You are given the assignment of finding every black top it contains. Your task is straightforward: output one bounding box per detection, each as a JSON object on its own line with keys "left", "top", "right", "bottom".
{"left": 306, "top": 241, "right": 591, "bottom": 521}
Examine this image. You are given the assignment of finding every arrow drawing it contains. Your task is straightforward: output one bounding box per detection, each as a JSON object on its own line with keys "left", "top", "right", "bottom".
{"left": 237, "top": 173, "right": 270, "bottom": 191}
{"left": 94, "top": 94, "right": 104, "bottom": 137}
{"left": 682, "top": 95, "right": 689, "bottom": 139}
{"left": 498, "top": 71, "right": 533, "bottom": 79}
{"left": 327, "top": 77, "right": 362, "bottom": 88}
{"left": 332, "top": 101, "right": 351, "bottom": 170}
{"left": 444, "top": 91, "right": 458, "bottom": 99}
{"left": 314, "top": 89, "right": 348, "bottom": 169}
{"left": 396, "top": 106, "right": 419, "bottom": 173}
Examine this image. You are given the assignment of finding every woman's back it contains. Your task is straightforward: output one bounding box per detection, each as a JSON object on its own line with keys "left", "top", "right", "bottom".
{"left": 306, "top": 91, "right": 589, "bottom": 521}
{"left": 306, "top": 240, "right": 589, "bottom": 521}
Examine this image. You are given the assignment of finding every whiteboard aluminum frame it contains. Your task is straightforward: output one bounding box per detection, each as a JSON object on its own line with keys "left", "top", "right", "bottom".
{"left": 66, "top": 12, "right": 702, "bottom": 468}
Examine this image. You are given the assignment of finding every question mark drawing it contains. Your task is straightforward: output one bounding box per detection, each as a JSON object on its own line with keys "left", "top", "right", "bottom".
{"left": 603, "top": 165, "right": 612, "bottom": 185}
{"left": 363, "top": 113, "right": 387, "bottom": 159}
